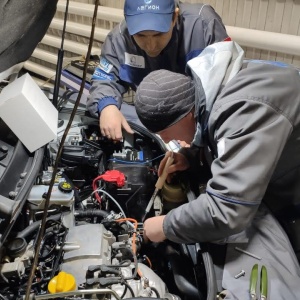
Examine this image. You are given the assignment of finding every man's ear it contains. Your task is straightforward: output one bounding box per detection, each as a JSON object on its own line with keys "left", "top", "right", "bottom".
{"left": 172, "top": 7, "right": 180, "bottom": 25}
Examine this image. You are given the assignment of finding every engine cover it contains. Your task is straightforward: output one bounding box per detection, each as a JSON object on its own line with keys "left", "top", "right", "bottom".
{"left": 60, "top": 223, "right": 116, "bottom": 285}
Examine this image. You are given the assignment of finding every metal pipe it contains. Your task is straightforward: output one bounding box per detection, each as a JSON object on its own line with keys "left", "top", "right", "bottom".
{"left": 31, "top": 76, "right": 54, "bottom": 88}
{"left": 57, "top": 0, "right": 123, "bottom": 22}
{"left": 35, "top": 288, "right": 120, "bottom": 300}
{"left": 40, "top": 34, "right": 100, "bottom": 55}
{"left": 23, "top": 61, "right": 55, "bottom": 79}
{"left": 52, "top": 0, "right": 69, "bottom": 108}
{"left": 31, "top": 48, "right": 58, "bottom": 65}
{"left": 226, "top": 26, "right": 300, "bottom": 57}
{"left": 50, "top": 17, "right": 109, "bottom": 42}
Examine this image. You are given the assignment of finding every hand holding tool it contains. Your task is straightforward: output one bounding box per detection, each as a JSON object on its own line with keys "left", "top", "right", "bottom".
{"left": 142, "top": 153, "right": 174, "bottom": 222}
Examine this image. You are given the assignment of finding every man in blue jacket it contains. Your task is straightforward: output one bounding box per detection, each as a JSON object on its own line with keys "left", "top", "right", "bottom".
{"left": 87, "top": 0, "right": 230, "bottom": 140}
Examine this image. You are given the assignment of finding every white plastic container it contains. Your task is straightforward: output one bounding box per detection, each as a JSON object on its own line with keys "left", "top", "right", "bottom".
{"left": 27, "top": 185, "right": 74, "bottom": 210}
{"left": 0, "top": 73, "right": 58, "bottom": 152}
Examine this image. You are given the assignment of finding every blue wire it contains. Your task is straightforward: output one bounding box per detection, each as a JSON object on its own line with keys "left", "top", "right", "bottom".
{"left": 107, "top": 153, "right": 166, "bottom": 165}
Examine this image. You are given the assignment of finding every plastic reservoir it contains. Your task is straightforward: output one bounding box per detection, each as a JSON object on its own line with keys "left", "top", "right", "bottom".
{"left": 27, "top": 184, "right": 74, "bottom": 210}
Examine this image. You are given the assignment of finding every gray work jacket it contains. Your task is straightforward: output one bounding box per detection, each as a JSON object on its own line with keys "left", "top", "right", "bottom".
{"left": 162, "top": 41, "right": 300, "bottom": 300}
{"left": 164, "top": 58, "right": 300, "bottom": 244}
{"left": 87, "top": 2, "right": 229, "bottom": 117}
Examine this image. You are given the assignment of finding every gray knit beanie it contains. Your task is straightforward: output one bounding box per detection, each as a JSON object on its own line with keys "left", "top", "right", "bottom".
{"left": 135, "top": 70, "right": 195, "bottom": 133}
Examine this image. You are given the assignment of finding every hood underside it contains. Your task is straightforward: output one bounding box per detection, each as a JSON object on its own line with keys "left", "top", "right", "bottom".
{"left": 0, "top": 0, "right": 58, "bottom": 73}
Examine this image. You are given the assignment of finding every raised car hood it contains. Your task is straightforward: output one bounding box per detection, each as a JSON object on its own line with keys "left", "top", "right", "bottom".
{"left": 0, "top": 0, "right": 58, "bottom": 247}
{"left": 0, "top": 0, "right": 58, "bottom": 73}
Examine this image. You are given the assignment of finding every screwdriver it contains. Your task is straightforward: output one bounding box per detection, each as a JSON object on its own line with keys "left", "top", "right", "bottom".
{"left": 142, "top": 153, "right": 175, "bottom": 222}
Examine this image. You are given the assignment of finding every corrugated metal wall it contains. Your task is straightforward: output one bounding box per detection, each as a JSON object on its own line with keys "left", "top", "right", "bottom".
{"left": 204, "top": 0, "right": 300, "bottom": 66}
{"left": 26, "top": 0, "right": 300, "bottom": 86}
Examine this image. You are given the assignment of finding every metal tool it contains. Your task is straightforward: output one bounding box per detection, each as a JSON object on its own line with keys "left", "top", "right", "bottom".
{"left": 235, "top": 247, "right": 262, "bottom": 260}
{"left": 250, "top": 264, "right": 268, "bottom": 300}
{"left": 234, "top": 270, "right": 245, "bottom": 279}
{"left": 260, "top": 266, "right": 268, "bottom": 300}
{"left": 142, "top": 153, "right": 175, "bottom": 222}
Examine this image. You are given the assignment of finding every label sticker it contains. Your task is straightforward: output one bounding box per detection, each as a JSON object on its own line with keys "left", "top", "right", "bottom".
{"left": 124, "top": 53, "right": 145, "bottom": 68}
{"left": 99, "top": 56, "right": 113, "bottom": 73}
{"left": 92, "top": 68, "right": 114, "bottom": 81}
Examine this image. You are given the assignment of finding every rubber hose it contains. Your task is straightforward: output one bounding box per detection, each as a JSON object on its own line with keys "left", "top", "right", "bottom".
{"left": 166, "top": 245, "right": 203, "bottom": 300}
{"left": 16, "top": 214, "right": 61, "bottom": 239}
{"left": 75, "top": 209, "right": 109, "bottom": 218}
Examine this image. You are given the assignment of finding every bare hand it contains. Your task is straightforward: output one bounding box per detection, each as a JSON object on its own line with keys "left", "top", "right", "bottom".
{"left": 143, "top": 216, "right": 166, "bottom": 243}
{"left": 100, "top": 105, "right": 134, "bottom": 140}
{"left": 158, "top": 151, "right": 190, "bottom": 183}
{"left": 177, "top": 140, "right": 190, "bottom": 148}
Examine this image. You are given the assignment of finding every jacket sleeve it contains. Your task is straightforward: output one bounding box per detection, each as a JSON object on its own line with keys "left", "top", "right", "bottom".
{"left": 163, "top": 98, "right": 292, "bottom": 244}
{"left": 87, "top": 27, "right": 129, "bottom": 118}
{"left": 200, "top": 5, "right": 230, "bottom": 44}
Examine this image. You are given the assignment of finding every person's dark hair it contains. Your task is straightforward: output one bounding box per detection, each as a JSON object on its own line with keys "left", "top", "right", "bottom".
{"left": 135, "top": 70, "right": 195, "bottom": 133}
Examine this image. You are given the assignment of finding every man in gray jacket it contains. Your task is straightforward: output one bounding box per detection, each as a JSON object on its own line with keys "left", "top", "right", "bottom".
{"left": 135, "top": 41, "right": 300, "bottom": 299}
{"left": 87, "top": 0, "right": 229, "bottom": 141}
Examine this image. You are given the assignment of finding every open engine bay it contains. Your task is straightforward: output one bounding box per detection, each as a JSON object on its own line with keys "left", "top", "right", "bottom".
{"left": 0, "top": 105, "right": 207, "bottom": 300}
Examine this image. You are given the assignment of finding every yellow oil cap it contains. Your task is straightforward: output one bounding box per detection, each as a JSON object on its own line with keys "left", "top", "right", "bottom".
{"left": 48, "top": 271, "right": 76, "bottom": 293}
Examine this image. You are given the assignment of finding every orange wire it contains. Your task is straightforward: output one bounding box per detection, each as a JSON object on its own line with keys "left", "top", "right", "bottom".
{"left": 137, "top": 268, "right": 144, "bottom": 278}
{"left": 116, "top": 218, "right": 144, "bottom": 278}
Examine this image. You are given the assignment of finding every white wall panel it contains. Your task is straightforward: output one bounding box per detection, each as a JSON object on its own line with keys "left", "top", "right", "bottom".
{"left": 26, "top": 0, "right": 300, "bottom": 86}
{"left": 202, "top": 0, "right": 300, "bottom": 65}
